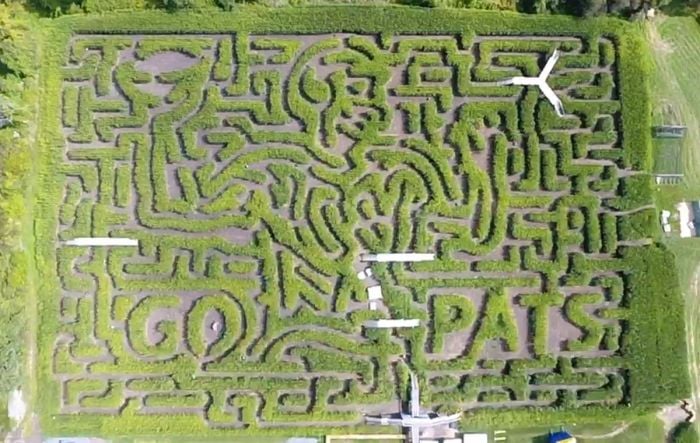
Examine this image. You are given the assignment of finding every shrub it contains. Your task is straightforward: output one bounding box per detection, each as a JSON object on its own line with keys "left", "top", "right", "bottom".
{"left": 0, "top": 4, "right": 35, "bottom": 405}
{"left": 606, "top": 173, "right": 653, "bottom": 211}
{"left": 431, "top": 294, "right": 477, "bottom": 353}
{"left": 563, "top": 293, "right": 605, "bottom": 351}
{"left": 84, "top": 0, "right": 153, "bottom": 13}
{"left": 622, "top": 245, "right": 690, "bottom": 404}
{"left": 617, "top": 207, "right": 658, "bottom": 241}
{"left": 162, "top": 0, "right": 196, "bottom": 9}
{"left": 215, "top": 0, "right": 239, "bottom": 10}
{"left": 671, "top": 423, "right": 700, "bottom": 443}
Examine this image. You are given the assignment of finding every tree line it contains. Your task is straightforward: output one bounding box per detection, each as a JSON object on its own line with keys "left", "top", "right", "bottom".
{"left": 26, "top": 0, "right": 700, "bottom": 18}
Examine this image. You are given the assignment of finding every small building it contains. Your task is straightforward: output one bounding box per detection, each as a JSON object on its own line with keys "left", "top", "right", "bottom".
{"left": 676, "top": 201, "right": 700, "bottom": 238}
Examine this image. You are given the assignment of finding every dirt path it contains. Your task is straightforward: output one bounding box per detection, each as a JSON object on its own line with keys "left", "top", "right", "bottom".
{"left": 573, "top": 422, "right": 630, "bottom": 440}
{"left": 16, "top": 25, "right": 44, "bottom": 443}
{"left": 685, "top": 267, "right": 700, "bottom": 425}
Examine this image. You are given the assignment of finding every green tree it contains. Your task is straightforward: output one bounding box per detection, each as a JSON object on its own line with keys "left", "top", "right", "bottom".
{"left": 0, "top": 5, "right": 33, "bottom": 76}
{"left": 162, "top": 0, "right": 194, "bottom": 9}
{"left": 671, "top": 422, "right": 700, "bottom": 443}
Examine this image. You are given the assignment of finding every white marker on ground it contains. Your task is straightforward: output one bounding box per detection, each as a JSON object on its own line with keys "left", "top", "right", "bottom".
{"left": 65, "top": 237, "right": 139, "bottom": 247}
{"left": 356, "top": 267, "right": 373, "bottom": 280}
{"left": 7, "top": 389, "right": 25, "bottom": 424}
{"left": 367, "top": 285, "right": 383, "bottom": 301}
{"left": 361, "top": 253, "right": 435, "bottom": 262}
{"left": 497, "top": 50, "right": 565, "bottom": 117}
{"left": 364, "top": 319, "right": 420, "bottom": 328}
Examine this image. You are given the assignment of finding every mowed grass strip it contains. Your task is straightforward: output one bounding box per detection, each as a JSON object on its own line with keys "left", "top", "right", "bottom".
{"left": 650, "top": 17, "right": 700, "bottom": 187}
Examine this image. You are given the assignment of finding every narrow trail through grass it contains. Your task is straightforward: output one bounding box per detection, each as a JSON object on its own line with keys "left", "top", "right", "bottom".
{"left": 573, "top": 423, "right": 630, "bottom": 440}
{"left": 687, "top": 269, "right": 700, "bottom": 425}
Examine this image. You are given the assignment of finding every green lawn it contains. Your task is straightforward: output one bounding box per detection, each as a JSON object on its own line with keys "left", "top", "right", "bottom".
{"left": 649, "top": 14, "right": 700, "bottom": 443}
{"left": 654, "top": 138, "right": 683, "bottom": 175}
{"left": 649, "top": 16, "right": 700, "bottom": 191}
{"left": 503, "top": 416, "right": 665, "bottom": 443}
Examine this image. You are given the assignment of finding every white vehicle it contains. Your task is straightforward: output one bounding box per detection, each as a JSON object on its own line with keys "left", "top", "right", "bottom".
{"left": 365, "top": 371, "right": 461, "bottom": 442}
{"left": 497, "top": 50, "right": 565, "bottom": 117}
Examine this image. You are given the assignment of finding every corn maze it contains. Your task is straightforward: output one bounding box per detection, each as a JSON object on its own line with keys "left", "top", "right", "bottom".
{"left": 34, "top": 9, "right": 688, "bottom": 438}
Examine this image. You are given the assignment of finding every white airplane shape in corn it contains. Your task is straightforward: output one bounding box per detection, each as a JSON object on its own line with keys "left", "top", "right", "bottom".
{"left": 497, "top": 50, "right": 565, "bottom": 117}
{"left": 365, "top": 371, "right": 461, "bottom": 442}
